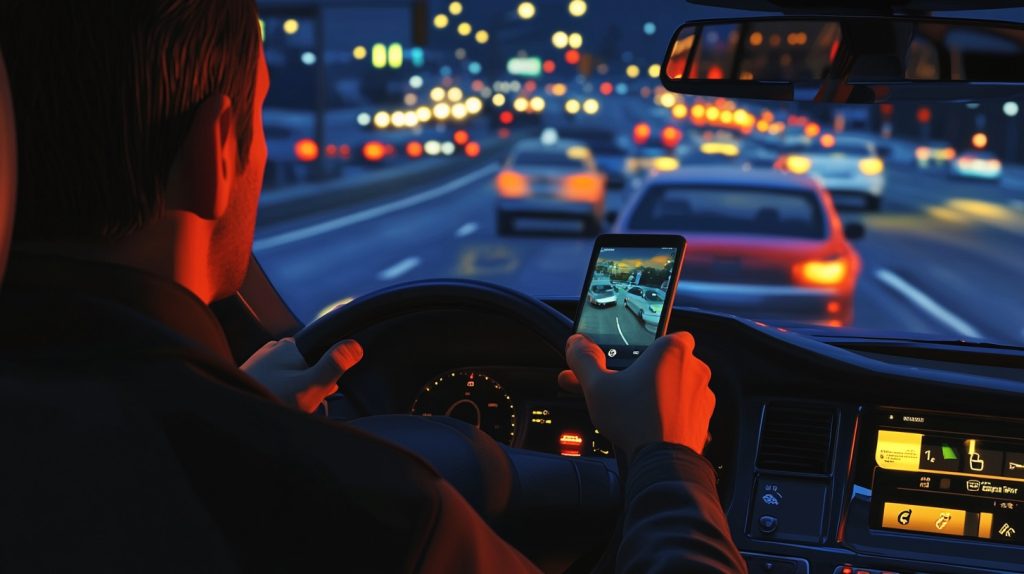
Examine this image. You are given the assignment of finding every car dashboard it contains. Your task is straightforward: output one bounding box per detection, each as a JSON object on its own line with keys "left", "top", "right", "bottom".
{"left": 325, "top": 297, "right": 1024, "bottom": 574}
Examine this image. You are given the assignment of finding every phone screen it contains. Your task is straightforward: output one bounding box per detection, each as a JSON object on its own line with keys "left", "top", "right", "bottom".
{"left": 574, "top": 235, "right": 685, "bottom": 370}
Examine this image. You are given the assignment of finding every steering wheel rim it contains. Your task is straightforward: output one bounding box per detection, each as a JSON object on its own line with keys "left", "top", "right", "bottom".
{"left": 293, "top": 278, "right": 573, "bottom": 364}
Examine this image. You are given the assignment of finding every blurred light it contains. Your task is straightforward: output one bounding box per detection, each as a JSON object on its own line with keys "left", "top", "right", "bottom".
{"left": 498, "top": 128, "right": 511, "bottom": 139}
{"left": 424, "top": 140, "right": 442, "bottom": 156}
{"left": 517, "top": 1, "right": 536, "bottom": 19}
{"left": 543, "top": 59, "right": 556, "bottom": 74}
{"left": 568, "top": 0, "right": 588, "bottom": 17}
{"left": 652, "top": 157, "right": 680, "bottom": 172}
{"left": 540, "top": 127, "right": 559, "bottom": 145}
{"left": 568, "top": 33, "right": 583, "bottom": 49}
{"left": 371, "top": 43, "right": 387, "bottom": 69}
{"left": 661, "top": 126, "right": 682, "bottom": 148}
{"left": 294, "top": 138, "right": 318, "bottom": 162}
{"left": 283, "top": 18, "right": 300, "bottom": 35}
{"left": 615, "top": 82, "right": 628, "bottom": 95}
{"left": 403, "top": 93, "right": 417, "bottom": 106}
{"left": 597, "top": 63, "right": 609, "bottom": 75}
{"left": 699, "top": 142, "right": 739, "bottom": 157}
{"left": 794, "top": 258, "right": 849, "bottom": 287}
{"left": 405, "top": 110, "right": 419, "bottom": 126}
{"left": 448, "top": 86, "right": 464, "bottom": 101}
{"left": 582, "top": 98, "right": 600, "bottom": 115}
{"left": 967, "top": 102, "right": 981, "bottom": 110}
{"left": 492, "top": 93, "right": 507, "bottom": 107}
{"left": 769, "top": 121, "right": 785, "bottom": 135}
{"left": 416, "top": 106, "right": 432, "bottom": 123}
{"left": 513, "top": 97, "right": 529, "bottom": 113}
{"left": 499, "top": 110, "right": 515, "bottom": 125}
{"left": 749, "top": 31, "right": 763, "bottom": 46}
{"left": 940, "top": 147, "right": 956, "bottom": 161}
{"left": 325, "top": 144, "right": 337, "bottom": 158}
{"left": 658, "top": 93, "right": 675, "bottom": 108}
{"left": 643, "top": 22, "right": 656, "bottom": 36}
{"left": 441, "top": 141, "right": 457, "bottom": 156}
{"left": 465, "top": 141, "right": 481, "bottom": 158}
{"left": 453, "top": 130, "right": 470, "bottom": 146}
{"left": 410, "top": 47, "right": 425, "bottom": 68}
{"left": 625, "top": 64, "right": 640, "bottom": 79}
{"left": 756, "top": 119, "right": 769, "bottom": 132}
{"left": 782, "top": 154, "right": 812, "bottom": 174}
{"left": 671, "top": 103, "right": 688, "bottom": 119}
{"left": 552, "top": 31, "right": 569, "bottom": 49}
{"left": 475, "top": 30, "right": 489, "bottom": 44}
{"left": 972, "top": 132, "right": 988, "bottom": 149}
{"left": 497, "top": 170, "right": 530, "bottom": 198}
{"left": 457, "top": 22, "right": 472, "bottom": 36}
{"left": 647, "top": 63, "right": 660, "bottom": 78}
{"left": 373, "top": 111, "right": 390, "bottom": 129}
{"left": 434, "top": 14, "right": 450, "bottom": 29}
{"left": 600, "top": 82, "right": 614, "bottom": 96}
{"left": 858, "top": 157, "right": 884, "bottom": 176}
{"left": 820, "top": 133, "right": 836, "bottom": 148}
{"left": 353, "top": 45, "right": 367, "bottom": 60}
{"left": 915, "top": 106, "right": 932, "bottom": 124}
{"left": 565, "top": 99, "right": 581, "bottom": 114}
{"left": 465, "top": 97, "right": 483, "bottom": 114}
{"left": 406, "top": 141, "right": 424, "bottom": 159}
{"left": 454, "top": 48, "right": 467, "bottom": 60}
{"left": 565, "top": 49, "right": 581, "bottom": 65}
{"left": 388, "top": 43, "right": 403, "bottom": 69}
{"left": 549, "top": 83, "right": 567, "bottom": 97}
{"left": 507, "top": 56, "right": 543, "bottom": 77}
{"left": 915, "top": 146, "right": 930, "bottom": 163}
{"left": 803, "top": 122, "right": 821, "bottom": 138}
{"left": 409, "top": 75, "right": 424, "bottom": 89}
{"left": 451, "top": 103, "right": 468, "bottom": 120}
{"left": 390, "top": 111, "right": 406, "bottom": 128}
{"left": 530, "top": 96, "right": 546, "bottom": 113}
{"left": 448, "top": 1, "right": 463, "bottom": 15}
{"left": 362, "top": 141, "right": 387, "bottom": 162}
{"left": 259, "top": 18, "right": 266, "bottom": 42}
{"left": 633, "top": 122, "right": 651, "bottom": 145}
{"left": 1004, "top": 101, "right": 1020, "bottom": 117}
{"left": 430, "top": 87, "right": 446, "bottom": 102}
{"left": 440, "top": 65, "right": 453, "bottom": 76}
{"left": 705, "top": 106, "right": 720, "bottom": 122}
{"left": 720, "top": 109, "right": 733, "bottom": 124}
{"left": 691, "top": 103, "right": 705, "bottom": 120}
{"left": 356, "top": 112, "right": 372, "bottom": 127}
{"left": 433, "top": 102, "right": 452, "bottom": 120}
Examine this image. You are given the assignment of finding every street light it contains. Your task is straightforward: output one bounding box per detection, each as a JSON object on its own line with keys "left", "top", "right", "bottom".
{"left": 1004, "top": 101, "right": 1020, "bottom": 117}
{"left": 517, "top": 2, "right": 536, "bottom": 20}
{"left": 552, "top": 31, "right": 569, "bottom": 49}
{"left": 568, "top": 0, "right": 587, "bottom": 17}
{"left": 568, "top": 32, "right": 583, "bottom": 49}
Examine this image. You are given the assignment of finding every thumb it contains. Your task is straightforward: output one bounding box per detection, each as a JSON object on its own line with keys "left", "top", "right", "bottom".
{"left": 557, "top": 369, "right": 583, "bottom": 395}
{"left": 305, "top": 339, "right": 363, "bottom": 386}
{"left": 565, "top": 334, "right": 610, "bottom": 384}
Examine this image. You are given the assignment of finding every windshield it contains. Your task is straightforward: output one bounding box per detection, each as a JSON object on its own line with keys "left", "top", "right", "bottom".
{"left": 254, "top": 1, "right": 1024, "bottom": 346}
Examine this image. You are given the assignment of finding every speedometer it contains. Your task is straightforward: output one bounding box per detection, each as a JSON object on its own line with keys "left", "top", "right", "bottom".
{"left": 410, "top": 370, "right": 517, "bottom": 445}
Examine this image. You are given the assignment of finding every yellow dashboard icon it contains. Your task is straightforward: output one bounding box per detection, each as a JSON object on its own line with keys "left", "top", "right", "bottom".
{"left": 881, "top": 502, "right": 992, "bottom": 538}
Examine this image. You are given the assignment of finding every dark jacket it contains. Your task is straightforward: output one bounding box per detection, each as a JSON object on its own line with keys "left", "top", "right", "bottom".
{"left": 0, "top": 254, "right": 746, "bottom": 573}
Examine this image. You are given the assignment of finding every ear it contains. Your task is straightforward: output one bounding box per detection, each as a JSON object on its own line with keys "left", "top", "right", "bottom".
{"left": 169, "top": 94, "right": 235, "bottom": 220}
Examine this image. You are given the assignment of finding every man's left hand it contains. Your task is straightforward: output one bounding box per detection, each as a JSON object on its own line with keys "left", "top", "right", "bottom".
{"left": 241, "top": 338, "right": 363, "bottom": 413}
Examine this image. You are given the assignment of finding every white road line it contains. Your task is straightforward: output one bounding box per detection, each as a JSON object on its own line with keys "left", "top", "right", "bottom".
{"left": 615, "top": 316, "right": 630, "bottom": 346}
{"left": 254, "top": 164, "right": 499, "bottom": 252}
{"left": 455, "top": 221, "right": 479, "bottom": 238}
{"left": 874, "top": 268, "right": 983, "bottom": 339}
{"left": 377, "top": 256, "right": 422, "bottom": 281}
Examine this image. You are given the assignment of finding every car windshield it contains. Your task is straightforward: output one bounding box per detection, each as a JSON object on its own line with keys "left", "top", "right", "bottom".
{"left": 254, "top": 1, "right": 1024, "bottom": 346}
{"left": 629, "top": 187, "right": 826, "bottom": 239}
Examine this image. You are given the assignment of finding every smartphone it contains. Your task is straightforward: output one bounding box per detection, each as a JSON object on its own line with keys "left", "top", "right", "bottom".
{"left": 573, "top": 234, "right": 686, "bottom": 370}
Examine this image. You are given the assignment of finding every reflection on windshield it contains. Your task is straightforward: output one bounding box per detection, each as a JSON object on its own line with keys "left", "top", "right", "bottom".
{"left": 253, "top": 1, "right": 1024, "bottom": 347}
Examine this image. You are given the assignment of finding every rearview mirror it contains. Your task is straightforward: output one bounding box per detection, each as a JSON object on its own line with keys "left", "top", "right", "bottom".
{"left": 662, "top": 16, "right": 1024, "bottom": 103}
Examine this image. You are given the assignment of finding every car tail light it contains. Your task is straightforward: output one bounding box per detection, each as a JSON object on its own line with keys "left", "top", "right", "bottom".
{"left": 914, "top": 146, "right": 929, "bottom": 162}
{"left": 294, "top": 138, "right": 319, "bottom": 163}
{"left": 661, "top": 126, "right": 682, "bottom": 149}
{"left": 562, "top": 173, "right": 604, "bottom": 202}
{"left": 793, "top": 257, "right": 849, "bottom": 287}
{"left": 652, "top": 156, "right": 680, "bottom": 172}
{"left": 405, "top": 141, "right": 423, "bottom": 159}
{"left": 362, "top": 141, "right": 387, "bottom": 162}
{"left": 496, "top": 170, "right": 529, "bottom": 198}
{"left": 633, "top": 122, "right": 651, "bottom": 146}
{"left": 858, "top": 157, "right": 884, "bottom": 176}
{"left": 776, "top": 154, "right": 813, "bottom": 175}
{"left": 939, "top": 147, "right": 956, "bottom": 161}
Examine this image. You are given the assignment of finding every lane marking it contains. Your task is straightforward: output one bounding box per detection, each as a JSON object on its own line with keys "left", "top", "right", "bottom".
{"left": 455, "top": 221, "right": 479, "bottom": 238}
{"left": 254, "top": 164, "right": 498, "bottom": 251}
{"left": 874, "top": 268, "right": 982, "bottom": 339}
{"left": 377, "top": 256, "right": 421, "bottom": 281}
{"left": 615, "top": 316, "right": 630, "bottom": 346}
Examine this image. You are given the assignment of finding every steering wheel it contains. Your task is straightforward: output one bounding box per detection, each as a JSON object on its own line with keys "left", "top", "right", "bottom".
{"left": 292, "top": 280, "right": 621, "bottom": 563}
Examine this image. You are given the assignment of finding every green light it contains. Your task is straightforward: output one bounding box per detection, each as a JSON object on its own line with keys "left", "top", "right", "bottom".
{"left": 942, "top": 444, "right": 958, "bottom": 460}
{"left": 387, "top": 42, "right": 403, "bottom": 69}
{"left": 371, "top": 43, "right": 387, "bottom": 69}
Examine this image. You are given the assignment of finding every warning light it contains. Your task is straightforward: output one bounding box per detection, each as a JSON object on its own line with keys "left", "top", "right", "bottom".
{"left": 453, "top": 130, "right": 470, "bottom": 146}
{"left": 559, "top": 432, "right": 584, "bottom": 457}
{"left": 465, "top": 141, "right": 481, "bottom": 158}
{"left": 294, "top": 138, "right": 319, "bottom": 163}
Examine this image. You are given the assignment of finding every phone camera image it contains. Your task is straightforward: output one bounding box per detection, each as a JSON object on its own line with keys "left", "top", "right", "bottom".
{"left": 577, "top": 246, "right": 678, "bottom": 363}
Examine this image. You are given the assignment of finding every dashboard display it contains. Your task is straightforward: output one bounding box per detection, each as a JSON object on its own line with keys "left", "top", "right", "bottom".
{"left": 411, "top": 370, "right": 517, "bottom": 444}
{"left": 865, "top": 408, "right": 1024, "bottom": 545}
{"left": 521, "top": 402, "right": 613, "bottom": 458}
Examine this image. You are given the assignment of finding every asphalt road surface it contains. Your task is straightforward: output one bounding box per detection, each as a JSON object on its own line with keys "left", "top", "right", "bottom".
{"left": 255, "top": 159, "right": 1024, "bottom": 347}
{"left": 577, "top": 295, "right": 654, "bottom": 348}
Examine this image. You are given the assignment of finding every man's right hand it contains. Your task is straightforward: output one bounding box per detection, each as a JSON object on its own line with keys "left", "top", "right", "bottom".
{"left": 557, "top": 332, "right": 715, "bottom": 458}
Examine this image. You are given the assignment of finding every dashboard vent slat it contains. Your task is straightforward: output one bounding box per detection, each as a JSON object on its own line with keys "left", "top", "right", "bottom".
{"left": 756, "top": 403, "right": 835, "bottom": 475}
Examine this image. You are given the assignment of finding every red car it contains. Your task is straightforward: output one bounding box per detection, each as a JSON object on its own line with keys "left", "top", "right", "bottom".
{"left": 613, "top": 167, "right": 862, "bottom": 326}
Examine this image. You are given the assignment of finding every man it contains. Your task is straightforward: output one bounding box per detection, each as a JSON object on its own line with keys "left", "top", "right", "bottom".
{"left": 0, "top": 1, "right": 745, "bottom": 572}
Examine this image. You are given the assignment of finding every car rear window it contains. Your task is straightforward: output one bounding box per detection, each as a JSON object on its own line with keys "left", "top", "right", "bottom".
{"left": 629, "top": 186, "right": 826, "bottom": 239}
{"left": 644, "top": 290, "right": 664, "bottom": 302}
{"left": 592, "top": 284, "right": 613, "bottom": 293}
{"left": 513, "top": 151, "right": 588, "bottom": 170}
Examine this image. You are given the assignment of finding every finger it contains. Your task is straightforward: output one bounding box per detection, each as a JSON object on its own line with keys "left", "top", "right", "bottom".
{"left": 557, "top": 369, "right": 583, "bottom": 395}
{"left": 565, "top": 335, "right": 610, "bottom": 382}
{"left": 306, "top": 340, "right": 363, "bottom": 386}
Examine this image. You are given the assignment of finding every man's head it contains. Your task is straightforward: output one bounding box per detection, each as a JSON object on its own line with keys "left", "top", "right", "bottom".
{"left": 0, "top": 0, "right": 266, "bottom": 300}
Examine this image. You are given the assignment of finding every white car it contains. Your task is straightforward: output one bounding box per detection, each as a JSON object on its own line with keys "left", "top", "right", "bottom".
{"left": 777, "top": 135, "right": 886, "bottom": 211}
{"left": 587, "top": 283, "right": 617, "bottom": 307}
{"left": 622, "top": 286, "right": 665, "bottom": 333}
{"left": 950, "top": 151, "right": 1003, "bottom": 182}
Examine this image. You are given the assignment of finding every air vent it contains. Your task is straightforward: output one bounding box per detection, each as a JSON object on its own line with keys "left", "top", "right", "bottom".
{"left": 756, "top": 403, "right": 835, "bottom": 475}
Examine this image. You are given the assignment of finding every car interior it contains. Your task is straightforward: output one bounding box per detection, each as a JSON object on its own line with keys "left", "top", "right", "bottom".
{"left": 8, "top": 2, "right": 1024, "bottom": 574}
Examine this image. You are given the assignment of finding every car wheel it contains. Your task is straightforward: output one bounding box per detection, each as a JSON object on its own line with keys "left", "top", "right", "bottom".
{"left": 497, "top": 212, "right": 514, "bottom": 236}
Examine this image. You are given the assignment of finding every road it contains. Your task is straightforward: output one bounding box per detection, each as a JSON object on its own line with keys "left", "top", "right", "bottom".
{"left": 578, "top": 295, "right": 654, "bottom": 348}
{"left": 254, "top": 159, "right": 1024, "bottom": 347}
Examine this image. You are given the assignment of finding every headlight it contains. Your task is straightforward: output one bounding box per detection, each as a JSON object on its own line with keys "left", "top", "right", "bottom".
{"left": 858, "top": 157, "right": 885, "bottom": 176}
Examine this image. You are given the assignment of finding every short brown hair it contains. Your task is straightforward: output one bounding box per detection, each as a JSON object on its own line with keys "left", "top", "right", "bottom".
{"left": 0, "top": 0, "right": 261, "bottom": 240}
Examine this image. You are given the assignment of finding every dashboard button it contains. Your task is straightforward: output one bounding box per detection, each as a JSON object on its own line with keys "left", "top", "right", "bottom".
{"left": 880, "top": 502, "right": 966, "bottom": 536}
{"left": 758, "top": 514, "right": 779, "bottom": 534}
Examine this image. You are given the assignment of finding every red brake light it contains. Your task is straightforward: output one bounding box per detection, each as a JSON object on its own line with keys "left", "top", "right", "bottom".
{"left": 294, "top": 138, "right": 319, "bottom": 163}
{"left": 453, "top": 130, "right": 470, "bottom": 146}
{"left": 633, "top": 122, "right": 651, "bottom": 146}
{"left": 661, "top": 126, "right": 683, "bottom": 149}
{"left": 362, "top": 141, "right": 387, "bottom": 162}
{"left": 405, "top": 141, "right": 423, "bottom": 159}
{"left": 793, "top": 257, "right": 849, "bottom": 287}
{"left": 496, "top": 170, "right": 529, "bottom": 198}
